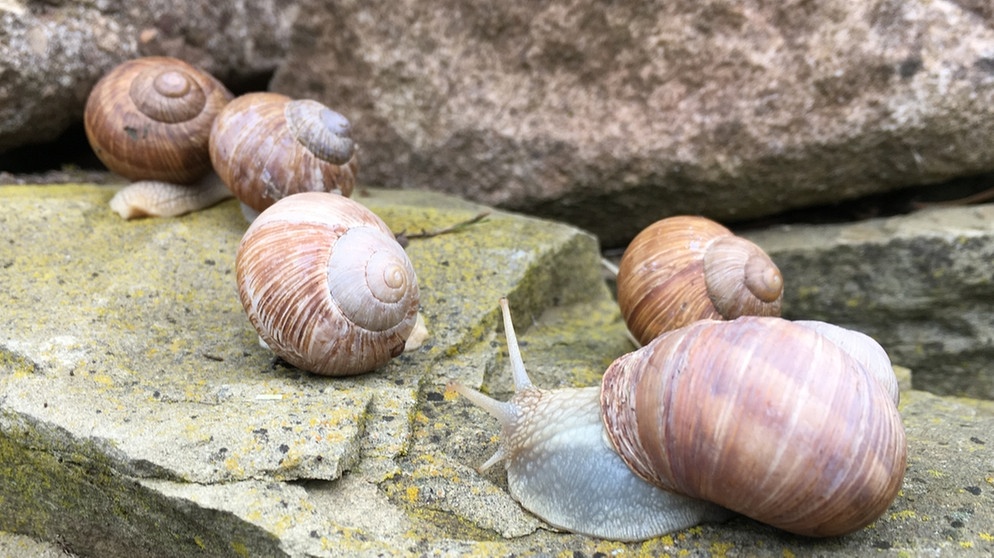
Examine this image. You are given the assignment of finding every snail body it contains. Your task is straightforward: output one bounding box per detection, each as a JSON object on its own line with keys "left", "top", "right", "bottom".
{"left": 236, "top": 191, "right": 420, "bottom": 376}
{"left": 209, "top": 92, "right": 359, "bottom": 220}
{"left": 453, "top": 299, "right": 905, "bottom": 541}
{"left": 84, "top": 56, "right": 235, "bottom": 218}
{"left": 617, "top": 216, "right": 783, "bottom": 345}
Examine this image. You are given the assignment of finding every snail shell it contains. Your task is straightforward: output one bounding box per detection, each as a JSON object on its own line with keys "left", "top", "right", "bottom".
{"left": 84, "top": 56, "right": 233, "bottom": 184}
{"left": 601, "top": 316, "right": 906, "bottom": 537}
{"left": 617, "top": 216, "right": 783, "bottom": 345}
{"left": 236, "top": 191, "right": 419, "bottom": 376}
{"left": 454, "top": 300, "right": 905, "bottom": 541}
{"left": 209, "top": 92, "right": 359, "bottom": 216}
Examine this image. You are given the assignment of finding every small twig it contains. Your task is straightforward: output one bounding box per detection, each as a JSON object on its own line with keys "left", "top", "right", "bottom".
{"left": 601, "top": 258, "right": 620, "bottom": 278}
{"left": 912, "top": 186, "right": 994, "bottom": 209}
{"left": 395, "top": 211, "right": 491, "bottom": 246}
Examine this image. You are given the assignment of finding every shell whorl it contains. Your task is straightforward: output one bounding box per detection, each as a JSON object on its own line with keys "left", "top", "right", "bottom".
{"left": 285, "top": 100, "right": 356, "bottom": 165}
{"left": 600, "top": 316, "right": 906, "bottom": 537}
{"left": 617, "top": 216, "right": 783, "bottom": 345}
{"left": 209, "top": 93, "right": 359, "bottom": 214}
{"left": 128, "top": 64, "right": 207, "bottom": 123}
{"left": 84, "top": 56, "right": 233, "bottom": 184}
{"left": 235, "top": 192, "right": 419, "bottom": 376}
{"left": 703, "top": 235, "right": 784, "bottom": 316}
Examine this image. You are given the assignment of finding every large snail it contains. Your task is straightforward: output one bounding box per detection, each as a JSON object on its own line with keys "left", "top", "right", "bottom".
{"left": 235, "top": 191, "right": 421, "bottom": 376}
{"left": 452, "top": 298, "right": 905, "bottom": 541}
{"left": 209, "top": 92, "right": 359, "bottom": 222}
{"left": 84, "top": 56, "right": 235, "bottom": 218}
{"left": 617, "top": 216, "right": 783, "bottom": 345}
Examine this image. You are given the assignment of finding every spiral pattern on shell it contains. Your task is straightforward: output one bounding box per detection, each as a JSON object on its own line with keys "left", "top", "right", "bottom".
{"left": 617, "top": 216, "right": 783, "bottom": 345}
{"left": 84, "top": 56, "right": 233, "bottom": 184}
{"left": 600, "top": 316, "right": 906, "bottom": 537}
{"left": 235, "top": 192, "right": 419, "bottom": 376}
{"left": 209, "top": 92, "right": 358, "bottom": 213}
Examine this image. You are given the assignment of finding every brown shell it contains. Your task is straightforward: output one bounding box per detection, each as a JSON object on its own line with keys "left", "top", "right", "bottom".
{"left": 209, "top": 92, "right": 359, "bottom": 213}
{"left": 84, "top": 56, "right": 233, "bottom": 184}
{"left": 616, "top": 216, "right": 783, "bottom": 345}
{"left": 600, "top": 316, "right": 906, "bottom": 537}
{"left": 235, "top": 192, "right": 419, "bottom": 376}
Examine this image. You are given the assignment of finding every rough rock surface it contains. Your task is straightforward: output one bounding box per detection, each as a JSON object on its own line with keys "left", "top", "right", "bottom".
{"left": 747, "top": 203, "right": 994, "bottom": 400}
{"left": 0, "top": 0, "right": 297, "bottom": 151}
{"left": 1, "top": 183, "right": 992, "bottom": 557}
{"left": 271, "top": 0, "right": 994, "bottom": 247}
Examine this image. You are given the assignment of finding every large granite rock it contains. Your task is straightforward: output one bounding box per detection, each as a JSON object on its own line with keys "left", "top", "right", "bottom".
{"left": 271, "top": 0, "right": 994, "bottom": 247}
{"left": 1, "top": 183, "right": 992, "bottom": 556}
{"left": 0, "top": 0, "right": 297, "bottom": 151}
{"left": 747, "top": 203, "right": 994, "bottom": 400}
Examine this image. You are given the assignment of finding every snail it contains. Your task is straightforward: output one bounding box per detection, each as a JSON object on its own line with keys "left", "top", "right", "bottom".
{"left": 209, "top": 92, "right": 359, "bottom": 222}
{"left": 451, "top": 298, "right": 905, "bottom": 541}
{"left": 84, "top": 56, "right": 235, "bottom": 218}
{"left": 616, "top": 215, "right": 783, "bottom": 345}
{"left": 235, "top": 191, "right": 421, "bottom": 376}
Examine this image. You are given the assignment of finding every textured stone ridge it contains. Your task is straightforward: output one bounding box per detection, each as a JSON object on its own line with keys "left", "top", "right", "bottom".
{"left": 746, "top": 204, "right": 994, "bottom": 400}
{"left": 1, "top": 184, "right": 993, "bottom": 557}
{"left": 271, "top": 0, "right": 994, "bottom": 247}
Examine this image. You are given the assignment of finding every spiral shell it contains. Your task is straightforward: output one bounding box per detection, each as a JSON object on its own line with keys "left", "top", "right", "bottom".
{"left": 235, "top": 192, "right": 419, "bottom": 376}
{"left": 617, "top": 216, "right": 783, "bottom": 345}
{"left": 600, "top": 316, "right": 906, "bottom": 537}
{"left": 84, "top": 56, "right": 233, "bottom": 183}
{"left": 209, "top": 92, "right": 358, "bottom": 214}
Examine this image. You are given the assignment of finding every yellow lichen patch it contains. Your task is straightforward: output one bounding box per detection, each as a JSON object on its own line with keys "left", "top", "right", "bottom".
{"left": 890, "top": 509, "right": 918, "bottom": 521}
{"left": 979, "top": 532, "right": 994, "bottom": 542}
{"left": 89, "top": 372, "right": 115, "bottom": 387}
{"left": 709, "top": 541, "right": 735, "bottom": 557}
{"left": 0, "top": 349, "right": 38, "bottom": 377}
{"left": 229, "top": 540, "right": 250, "bottom": 558}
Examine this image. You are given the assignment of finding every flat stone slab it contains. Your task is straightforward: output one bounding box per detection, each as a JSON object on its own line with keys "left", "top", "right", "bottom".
{"left": 1, "top": 184, "right": 992, "bottom": 557}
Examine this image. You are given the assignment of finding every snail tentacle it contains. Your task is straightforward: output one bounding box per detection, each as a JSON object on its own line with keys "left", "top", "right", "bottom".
{"left": 453, "top": 298, "right": 727, "bottom": 541}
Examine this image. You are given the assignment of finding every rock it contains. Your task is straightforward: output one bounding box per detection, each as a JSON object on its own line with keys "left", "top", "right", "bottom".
{"left": 746, "top": 203, "right": 994, "bottom": 399}
{"left": 1, "top": 183, "right": 992, "bottom": 556}
{"left": 271, "top": 0, "right": 994, "bottom": 247}
{"left": 0, "top": 531, "right": 77, "bottom": 558}
{"left": 0, "top": 0, "right": 297, "bottom": 151}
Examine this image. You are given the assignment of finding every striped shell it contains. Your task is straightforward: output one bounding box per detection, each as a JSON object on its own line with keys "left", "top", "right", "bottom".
{"left": 600, "top": 316, "right": 906, "bottom": 537}
{"left": 235, "top": 192, "right": 419, "bottom": 376}
{"left": 617, "top": 216, "right": 783, "bottom": 345}
{"left": 84, "top": 56, "right": 233, "bottom": 183}
{"left": 209, "top": 92, "right": 358, "bottom": 213}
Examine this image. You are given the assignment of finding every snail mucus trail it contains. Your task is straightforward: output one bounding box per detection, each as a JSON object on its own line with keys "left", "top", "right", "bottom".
{"left": 451, "top": 298, "right": 906, "bottom": 542}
